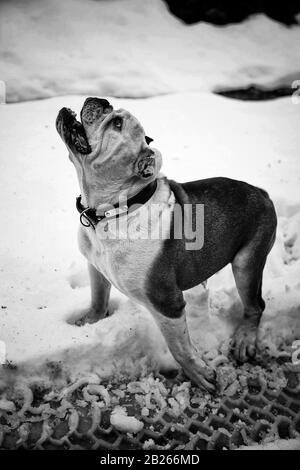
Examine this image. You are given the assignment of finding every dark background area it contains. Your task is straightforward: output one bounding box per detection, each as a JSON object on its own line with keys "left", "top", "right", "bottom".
{"left": 164, "top": 0, "right": 300, "bottom": 25}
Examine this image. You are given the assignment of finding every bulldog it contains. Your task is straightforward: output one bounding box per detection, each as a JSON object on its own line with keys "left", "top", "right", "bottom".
{"left": 56, "top": 97, "right": 277, "bottom": 392}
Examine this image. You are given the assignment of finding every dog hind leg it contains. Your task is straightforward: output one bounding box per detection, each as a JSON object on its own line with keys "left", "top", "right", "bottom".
{"left": 231, "top": 229, "right": 275, "bottom": 362}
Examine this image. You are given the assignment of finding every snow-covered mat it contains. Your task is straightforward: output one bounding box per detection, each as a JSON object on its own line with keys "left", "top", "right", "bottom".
{"left": 0, "top": 358, "right": 299, "bottom": 449}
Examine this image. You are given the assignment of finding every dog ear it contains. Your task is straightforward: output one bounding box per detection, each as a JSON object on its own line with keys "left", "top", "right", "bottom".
{"left": 145, "top": 135, "right": 153, "bottom": 145}
{"left": 135, "top": 148, "right": 155, "bottom": 179}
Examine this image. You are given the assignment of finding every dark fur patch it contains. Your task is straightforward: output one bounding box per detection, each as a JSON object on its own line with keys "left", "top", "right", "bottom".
{"left": 145, "top": 177, "right": 277, "bottom": 318}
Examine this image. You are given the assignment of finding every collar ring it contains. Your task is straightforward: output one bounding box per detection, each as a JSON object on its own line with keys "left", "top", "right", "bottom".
{"left": 79, "top": 208, "right": 94, "bottom": 228}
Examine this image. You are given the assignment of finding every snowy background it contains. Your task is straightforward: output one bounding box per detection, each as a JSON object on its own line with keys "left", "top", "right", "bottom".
{"left": 0, "top": 0, "right": 300, "bottom": 381}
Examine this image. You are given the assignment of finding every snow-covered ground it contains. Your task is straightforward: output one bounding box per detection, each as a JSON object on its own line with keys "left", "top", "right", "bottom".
{"left": 0, "top": 92, "right": 300, "bottom": 380}
{"left": 1, "top": 0, "right": 300, "bottom": 102}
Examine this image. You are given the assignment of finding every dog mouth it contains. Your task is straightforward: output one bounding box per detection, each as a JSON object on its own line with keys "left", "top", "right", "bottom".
{"left": 56, "top": 98, "right": 114, "bottom": 154}
{"left": 56, "top": 107, "right": 92, "bottom": 155}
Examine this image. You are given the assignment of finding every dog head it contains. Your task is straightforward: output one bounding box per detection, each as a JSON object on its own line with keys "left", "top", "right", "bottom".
{"left": 56, "top": 97, "right": 162, "bottom": 207}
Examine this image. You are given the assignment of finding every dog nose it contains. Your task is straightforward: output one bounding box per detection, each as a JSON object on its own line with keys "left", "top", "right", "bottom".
{"left": 81, "top": 97, "right": 113, "bottom": 126}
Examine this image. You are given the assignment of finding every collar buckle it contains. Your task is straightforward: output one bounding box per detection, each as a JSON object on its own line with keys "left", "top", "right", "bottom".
{"left": 104, "top": 205, "right": 128, "bottom": 219}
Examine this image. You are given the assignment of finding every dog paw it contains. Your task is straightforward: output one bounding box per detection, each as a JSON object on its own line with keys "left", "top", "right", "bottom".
{"left": 67, "top": 307, "right": 110, "bottom": 326}
{"left": 75, "top": 314, "right": 100, "bottom": 326}
{"left": 232, "top": 321, "right": 258, "bottom": 363}
{"left": 183, "top": 361, "right": 217, "bottom": 393}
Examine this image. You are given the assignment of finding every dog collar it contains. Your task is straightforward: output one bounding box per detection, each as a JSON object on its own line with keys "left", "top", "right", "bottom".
{"left": 76, "top": 179, "right": 158, "bottom": 229}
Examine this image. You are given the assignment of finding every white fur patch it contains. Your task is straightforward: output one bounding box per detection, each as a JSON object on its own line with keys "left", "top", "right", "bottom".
{"left": 78, "top": 176, "right": 175, "bottom": 306}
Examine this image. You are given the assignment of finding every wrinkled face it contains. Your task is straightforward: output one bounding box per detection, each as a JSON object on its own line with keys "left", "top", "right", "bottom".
{"left": 56, "top": 97, "right": 162, "bottom": 204}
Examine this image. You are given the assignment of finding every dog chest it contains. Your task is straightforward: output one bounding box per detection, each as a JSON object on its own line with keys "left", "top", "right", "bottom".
{"left": 77, "top": 186, "right": 175, "bottom": 302}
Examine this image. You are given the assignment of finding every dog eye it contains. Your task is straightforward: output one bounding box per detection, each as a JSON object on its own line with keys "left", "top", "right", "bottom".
{"left": 113, "top": 117, "right": 122, "bottom": 130}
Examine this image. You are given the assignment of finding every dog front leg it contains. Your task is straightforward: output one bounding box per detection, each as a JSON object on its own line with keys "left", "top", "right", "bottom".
{"left": 152, "top": 309, "right": 216, "bottom": 392}
{"left": 75, "top": 263, "right": 111, "bottom": 326}
{"left": 89, "top": 263, "right": 111, "bottom": 317}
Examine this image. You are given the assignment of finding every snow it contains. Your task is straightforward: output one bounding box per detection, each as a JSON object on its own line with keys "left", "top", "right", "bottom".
{"left": 1, "top": 0, "right": 300, "bottom": 102}
{"left": 0, "top": 398, "right": 16, "bottom": 413}
{"left": 0, "top": 91, "right": 300, "bottom": 381}
{"left": 110, "top": 406, "right": 144, "bottom": 434}
{"left": 239, "top": 438, "right": 300, "bottom": 450}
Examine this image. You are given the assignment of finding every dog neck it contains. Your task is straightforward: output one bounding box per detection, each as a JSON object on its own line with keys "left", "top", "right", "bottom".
{"left": 79, "top": 175, "right": 158, "bottom": 215}
{"left": 76, "top": 178, "right": 160, "bottom": 230}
